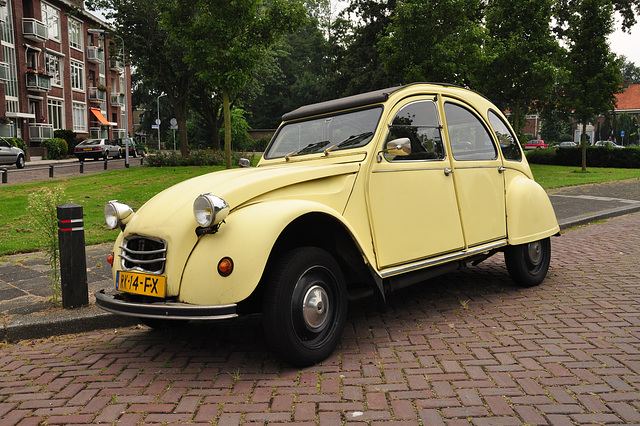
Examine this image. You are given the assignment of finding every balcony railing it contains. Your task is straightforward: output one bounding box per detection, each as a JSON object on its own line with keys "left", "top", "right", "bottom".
{"left": 90, "top": 126, "right": 108, "bottom": 139}
{"left": 87, "top": 46, "right": 104, "bottom": 63}
{"left": 111, "top": 92, "right": 125, "bottom": 107}
{"left": 110, "top": 59, "right": 124, "bottom": 72}
{"left": 112, "top": 129, "right": 127, "bottom": 139}
{"left": 88, "top": 87, "right": 107, "bottom": 102}
{"left": 0, "top": 123, "right": 16, "bottom": 138}
{"left": 22, "top": 18, "right": 47, "bottom": 43}
{"left": 26, "top": 72, "right": 52, "bottom": 92}
{"left": 29, "top": 123, "right": 54, "bottom": 141}
{"left": 0, "top": 62, "right": 9, "bottom": 82}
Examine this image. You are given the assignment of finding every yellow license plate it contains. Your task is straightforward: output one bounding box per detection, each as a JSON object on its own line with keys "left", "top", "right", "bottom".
{"left": 116, "top": 271, "right": 166, "bottom": 297}
{"left": 84, "top": 148, "right": 93, "bottom": 151}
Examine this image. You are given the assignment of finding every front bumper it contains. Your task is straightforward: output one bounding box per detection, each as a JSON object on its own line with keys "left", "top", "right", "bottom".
{"left": 95, "top": 290, "right": 238, "bottom": 321}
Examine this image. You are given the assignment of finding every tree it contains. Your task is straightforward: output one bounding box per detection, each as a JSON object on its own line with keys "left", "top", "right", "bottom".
{"left": 378, "top": 0, "right": 485, "bottom": 86}
{"left": 620, "top": 56, "right": 640, "bottom": 83}
{"left": 472, "top": 0, "right": 560, "bottom": 137}
{"left": 161, "top": 0, "right": 306, "bottom": 168}
{"left": 554, "top": 0, "right": 625, "bottom": 170}
{"left": 86, "top": 0, "right": 194, "bottom": 156}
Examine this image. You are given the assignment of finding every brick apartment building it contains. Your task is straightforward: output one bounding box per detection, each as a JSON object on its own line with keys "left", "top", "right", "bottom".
{"left": 0, "top": 0, "right": 130, "bottom": 157}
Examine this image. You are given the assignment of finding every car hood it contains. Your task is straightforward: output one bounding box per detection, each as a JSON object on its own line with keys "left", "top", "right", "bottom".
{"left": 124, "top": 161, "right": 361, "bottom": 238}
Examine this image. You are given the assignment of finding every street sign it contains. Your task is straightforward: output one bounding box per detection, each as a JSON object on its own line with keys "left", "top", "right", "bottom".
{"left": 170, "top": 118, "right": 178, "bottom": 130}
{"left": 155, "top": 118, "right": 161, "bottom": 125}
{"left": 151, "top": 124, "right": 159, "bottom": 129}
{"left": 621, "top": 131, "right": 625, "bottom": 136}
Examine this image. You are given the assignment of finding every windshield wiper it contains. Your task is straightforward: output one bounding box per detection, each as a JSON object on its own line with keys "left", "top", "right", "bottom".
{"left": 323, "top": 132, "right": 374, "bottom": 156}
{"left": 285, "top": 140, "right": 331, "bottom": 161}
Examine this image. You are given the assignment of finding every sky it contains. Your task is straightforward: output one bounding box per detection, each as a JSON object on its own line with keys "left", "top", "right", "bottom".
{"left": 608, "top": 21, "right": 640, "bottom": 66}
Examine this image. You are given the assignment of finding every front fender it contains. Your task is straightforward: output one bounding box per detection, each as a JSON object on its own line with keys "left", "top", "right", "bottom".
{"left": 506, "top": 174, "right": 560, "bottom": 245}
{"left": 179, "top": 199, "right": 362, "bottom": 305}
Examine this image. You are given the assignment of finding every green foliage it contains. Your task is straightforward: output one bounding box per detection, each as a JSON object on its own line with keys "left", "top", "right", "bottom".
{"left": 41, "top": 138, "right": 69, "bottom": 160}
{"left": 27, "top": 186, "right": 67, "bottom": 306}
{"left": 54, "top": 129, "right": 80, "bottom": 155}
{"left": 526, "top": 146, "right": 640, "bottom": 168}
{"left": 145, "top": 150, "right": 244, "bottom": 167}
{"left": 9, "top": 138, "right": 27, "bottom": 152}
{"left": 220, "top": 108, "right": 252, "bottom": 150}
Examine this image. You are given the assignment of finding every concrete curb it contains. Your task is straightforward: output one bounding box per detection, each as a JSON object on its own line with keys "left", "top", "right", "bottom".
{"left": 558, "top": 203, "right": 640, "bottom": 230}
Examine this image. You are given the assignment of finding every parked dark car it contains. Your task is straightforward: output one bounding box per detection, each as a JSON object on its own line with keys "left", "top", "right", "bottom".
{"left": 595, "top": 141, "right": 624, "bottom": 148}
{"left": 74, "top": 139, "right": 121, "bottom": 161}
{"left": 114, "top": 137, "right": 143, "bottom": 158}
{"left": 559, "top": 141, "right": 577, "bottom": 147}
{"left": 0, "top": 137, "right": 25, "bottom": 168}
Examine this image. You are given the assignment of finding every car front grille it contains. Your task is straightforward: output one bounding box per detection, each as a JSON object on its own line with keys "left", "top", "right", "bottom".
{"left": 119, "top": 236, "right": 167, "bottom": 274}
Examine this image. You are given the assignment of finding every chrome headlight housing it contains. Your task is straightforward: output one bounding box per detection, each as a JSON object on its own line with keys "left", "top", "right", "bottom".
{"left": 193, "top": 193, "right": 229, "bottom": 228}
{"left": 104, "top": 201, "right": 134, "bottom": 229}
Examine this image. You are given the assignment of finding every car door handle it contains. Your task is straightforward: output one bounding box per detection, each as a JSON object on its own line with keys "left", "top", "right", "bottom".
{"left": 498, "top": 166, "right": 506, "bottom": 173}
{"left": 444, "top": 168, "right": 454, "bottom": 176}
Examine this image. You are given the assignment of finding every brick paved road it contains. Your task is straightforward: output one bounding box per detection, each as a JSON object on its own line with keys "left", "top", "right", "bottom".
{"left": 1, "top": 212, "right": 639, "bottom": 425}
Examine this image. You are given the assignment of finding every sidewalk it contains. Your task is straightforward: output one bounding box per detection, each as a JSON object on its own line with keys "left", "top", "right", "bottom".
{"left": 1, "top": 178, "right": 639, "bottom": 342}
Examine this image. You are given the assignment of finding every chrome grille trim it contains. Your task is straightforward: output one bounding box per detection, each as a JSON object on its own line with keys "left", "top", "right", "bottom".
{"left": 119, "top": 236, "right": 168, "bottom": 274}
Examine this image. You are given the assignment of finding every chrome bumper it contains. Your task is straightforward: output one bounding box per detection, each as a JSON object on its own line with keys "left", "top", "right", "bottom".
{"left": 95, "top": 290, "right": 238, "bottom": 321}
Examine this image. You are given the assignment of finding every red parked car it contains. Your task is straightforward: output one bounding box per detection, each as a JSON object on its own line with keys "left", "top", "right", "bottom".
{"left": 524, "top": 139, "right": 548, "bottom": 150}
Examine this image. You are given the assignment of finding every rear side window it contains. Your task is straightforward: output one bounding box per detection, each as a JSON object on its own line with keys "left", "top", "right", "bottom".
{"left": 488, "top": 110, "right": 522, "bottom": 161}
{"left": 444, "top": 103, "right": 497, "bottom": 161}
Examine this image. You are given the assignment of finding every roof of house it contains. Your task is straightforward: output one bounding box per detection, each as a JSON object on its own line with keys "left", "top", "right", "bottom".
{"left": 616, "top": 84, "right": 640, "bottom": 111}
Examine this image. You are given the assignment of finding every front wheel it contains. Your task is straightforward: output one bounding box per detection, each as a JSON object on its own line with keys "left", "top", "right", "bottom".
{"left": 16, "top": 155, "right": 25, "bottom": 169}
{"left": 504, "top": 237, "right": 551, "bottom": 287}
{"left": 263, "top": 247, "right": 347, "bottom": 367}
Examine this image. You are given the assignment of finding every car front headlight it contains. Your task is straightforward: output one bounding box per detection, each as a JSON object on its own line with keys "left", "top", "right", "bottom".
{"left": 193, "top": 193, "right": 229, "bottom": 228}
{"left": 104, "top": 201, "right": 134, "bottom": 229}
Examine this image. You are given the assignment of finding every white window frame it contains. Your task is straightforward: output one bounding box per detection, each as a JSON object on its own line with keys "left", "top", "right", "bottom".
{"left": 45, "top": 52, "right": 62, "bottom": 86}
{"left": 68, "top": 18, "right": 83, "bottom": 51}
{"left": 41, "top": 2, "right": 60, "bottom": 42}
{"left": 47, "top": 98, "right": 64, "bottom": 130}
{"left": 72, "top": 102, "right": 86, "bottom": 133}
{"left": 70, "top": 60, "right": 84, "bottom": 91}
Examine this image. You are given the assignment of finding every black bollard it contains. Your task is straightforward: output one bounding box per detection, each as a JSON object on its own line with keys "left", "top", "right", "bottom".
{"left": 49, "top": 164, "right": 54, "bottom": 178}
{"left": 57, "top": 203, "right": 88, "bottom": 308}
{"left": 1, "top": 168, "right": 7, "bottom": 184}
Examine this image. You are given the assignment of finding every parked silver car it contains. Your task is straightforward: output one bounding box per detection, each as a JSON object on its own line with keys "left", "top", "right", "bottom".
{"left": 0, "top": 137, "right": 25, "bottom": 168}
{"left": 74, "top": 138, "right": 122, "bottom": 161}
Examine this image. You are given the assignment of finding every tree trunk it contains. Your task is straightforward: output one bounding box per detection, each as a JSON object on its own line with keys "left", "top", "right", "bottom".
{"left": 580, "top": 119, "right": 587, "bottom": 171}
{"left": 223, "top": 89, "right": 232, "bottom": 169}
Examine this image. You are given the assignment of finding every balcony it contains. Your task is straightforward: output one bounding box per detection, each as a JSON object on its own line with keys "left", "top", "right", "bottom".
{"left": 0, "top": 62, "right": 9, "bottom": 82}
{"left": 87, "top": 45, "right": 104, "bottom": 63}
{"left": 22, "top": 18, "right": 47, "bottom": 43}
{"left": 111, "top": 92, "right": 125, "bottom": 107}
{"left": 29, "top": 123, "right": 54, "bottom": 141}
{"left": 90, "top": 126, "right": 108, "bottom": 139}
{"left": 26, "top": 71, "right": 51, "bottom": 92}
{"left": 110, "top": 58, "right": 124, "bottom": 73}
{"left": 112, "top": 128, "right": 127, "bottom": 139}
{"left": 88, "top": 86, "right": 107, "bottom": 102}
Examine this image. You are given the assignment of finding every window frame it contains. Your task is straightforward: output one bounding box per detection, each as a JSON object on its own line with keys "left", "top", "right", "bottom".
{"left": 47, "top": 98, "right": 64, "bottom": 130}
{"left": 72, "top": 102, "right": 87, "bottom": 133}
{"left": 70, "top": 60, "right": 84, "bottom": 91}
{"left": 41, "top": 2, "right": 60, "bottom": 42}
{"left": 45, "top": 52, "right": 62, "bottom": 87}
{"left": 68, "top": 18, "right": 83, "bottom": 51}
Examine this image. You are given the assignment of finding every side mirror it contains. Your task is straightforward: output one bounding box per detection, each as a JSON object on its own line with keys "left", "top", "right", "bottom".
{"left": 238, "top": 158, "right": 251, "bottom": 168}
{"left": 377, "top": 138, "right": 411, "bottom": 162}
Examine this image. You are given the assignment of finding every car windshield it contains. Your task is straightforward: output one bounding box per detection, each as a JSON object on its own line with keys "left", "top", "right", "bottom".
{"left": 79, "top": 139, "right": 101, "bottom": 146}
{"left": 265, "top": 107, "right": 382, "bottom": 159}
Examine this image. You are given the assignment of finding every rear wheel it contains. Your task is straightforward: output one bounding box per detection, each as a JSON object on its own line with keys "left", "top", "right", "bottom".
{"left": 263, "top": 247, "right": 347, "bottom": 367}
{"left": 15, "top": 155, "right": 25, "bottom": 169}
{"left": 505, "top": 237, "right": 551, "bottom": 287}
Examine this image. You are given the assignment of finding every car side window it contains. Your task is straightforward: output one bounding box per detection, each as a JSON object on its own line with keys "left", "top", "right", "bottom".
{"left": 0, "top": 139, "right": 9, "bottom": 148}
{"left": 488, "top": 110, "right": 522, "bottom": 161}
{"left": 384, "top": 100, "right": 445, "bottom": 161}
{"left": 445, "top": 102, "right": 497, "bottom": 161}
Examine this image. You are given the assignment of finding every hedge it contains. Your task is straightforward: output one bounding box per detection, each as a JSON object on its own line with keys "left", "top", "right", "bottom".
{"left": 41, "top": 138, "right": 69, "bottom": 160}
{"left": 526, "top": 146, "right": 640, "bottom": 168}
{"left": 145, "top": 150, "right": 244, "bottom": 167}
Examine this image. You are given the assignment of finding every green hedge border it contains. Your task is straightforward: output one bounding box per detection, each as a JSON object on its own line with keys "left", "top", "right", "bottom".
{"left": 526, "top": 146, "right": 640, "bottom": 168}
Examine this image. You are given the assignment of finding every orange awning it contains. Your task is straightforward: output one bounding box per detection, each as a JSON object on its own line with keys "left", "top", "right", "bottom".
{"left": 90, "top": 108, "right": 111, "bottom": 126}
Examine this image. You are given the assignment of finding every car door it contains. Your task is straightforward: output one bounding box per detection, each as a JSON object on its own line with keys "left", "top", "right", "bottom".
{"left": 442, "top": 100, "right": 506, "bottom": 247}
{"left": 367, "top": 97, "right": 465, "bottom": 269}
{"left": 0, "top": 139, "right": 14, "bottom": 164}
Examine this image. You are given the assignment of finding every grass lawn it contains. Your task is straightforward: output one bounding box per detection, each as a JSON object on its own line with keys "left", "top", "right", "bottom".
{"left": 1, "top": 163, "right": 639, "bottom": 256}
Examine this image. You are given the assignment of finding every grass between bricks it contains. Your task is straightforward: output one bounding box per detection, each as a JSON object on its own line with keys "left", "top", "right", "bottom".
{"left": 1, "top": 163, "right": 639, "bottom": 256}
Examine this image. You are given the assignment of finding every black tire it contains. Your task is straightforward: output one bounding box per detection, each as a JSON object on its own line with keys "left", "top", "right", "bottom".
{"left": 115, "top": 149, "right": 122, "bottom": 159}
{"left": 15, "top": 155, "right": 25, "bottom": 169}
{"left": 263, "top": 247, "right": 347, "bottom": 367}
{"left": 505, "top": 237, "right": 551, "bottom": 287}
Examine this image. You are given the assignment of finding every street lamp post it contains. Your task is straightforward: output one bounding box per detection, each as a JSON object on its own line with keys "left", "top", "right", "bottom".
{"left": 157, "top": 93, "right": 166, "bottom": 151}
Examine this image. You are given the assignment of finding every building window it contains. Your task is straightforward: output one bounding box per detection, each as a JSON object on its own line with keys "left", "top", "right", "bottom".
{"left": 70, "top": 60, "right": 84, "bottom": 91}
{"left": 48, "top": 98, "right": 64, "bottom": 130}
{"left": 45, "top": 53, "right": 62, "bottom": 86}
{"left": 41, "top": 2, "right": 60, "bottom": 42}
{"left": 68, "top": 18, "right": 82, "bottom": 50}
{"left": 72, "top": 102, "right": 86, "bottom": 132}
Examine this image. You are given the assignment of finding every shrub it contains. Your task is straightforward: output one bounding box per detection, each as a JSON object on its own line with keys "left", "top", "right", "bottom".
{"left": 9, "top": 138, "right": 27, "bottom": 152}
{"left": 526, "top": 145, "right": 640, "bottom": 168}
{"left": 54, "top": 129, "right": 78, "bottom": 155}
{"left": 41, "top": 138, "right": 69, "bottom": 160}
{"left": 145, "top": 150, "right": 243, "bottom": 167}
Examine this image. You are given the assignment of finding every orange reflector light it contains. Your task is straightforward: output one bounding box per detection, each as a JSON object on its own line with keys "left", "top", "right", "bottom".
{"left": 218, "top": 257, "right": 234, "bottom": 277}
{"left": 107, "top": 252, "right": 114, "bottom": 265}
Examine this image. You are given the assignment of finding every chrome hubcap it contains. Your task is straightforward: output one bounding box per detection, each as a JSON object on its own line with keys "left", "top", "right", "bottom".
{"left": 302, "top": 285, "right": 329, "bottom": 330}
{"left": 527, "top": 241, "right": 542, "bottom": 264}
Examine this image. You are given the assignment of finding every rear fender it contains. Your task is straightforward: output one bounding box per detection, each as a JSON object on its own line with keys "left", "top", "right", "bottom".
{"left": 506, "top": 175, "right": 560, "bottom": 245}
